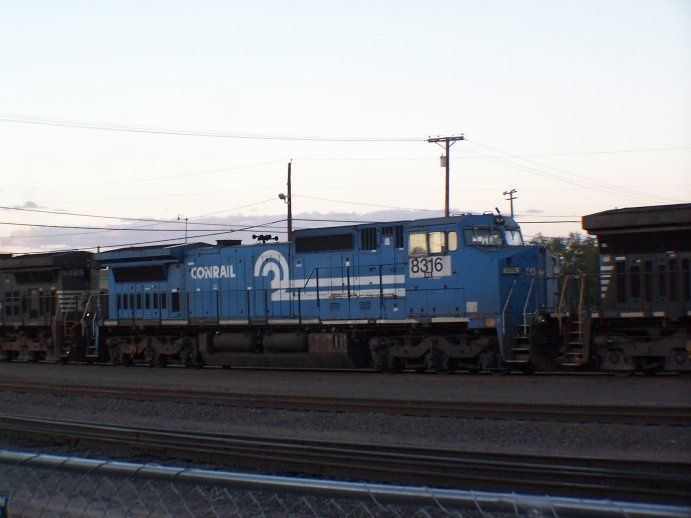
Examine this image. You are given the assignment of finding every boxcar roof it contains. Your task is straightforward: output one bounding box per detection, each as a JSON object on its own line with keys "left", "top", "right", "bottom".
{"left": 0, "top": 250, "right": 93, "bottom": 271}
{"left": 96, "top": 243, "right": 207, "bottom": 264}
{"left": 582, "top": 203, "right": 691, "bottom": 234}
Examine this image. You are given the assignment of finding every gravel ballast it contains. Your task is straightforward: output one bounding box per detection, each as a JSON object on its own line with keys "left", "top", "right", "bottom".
{"left": 0, "top": 363, "right": 689, "bottom": 464}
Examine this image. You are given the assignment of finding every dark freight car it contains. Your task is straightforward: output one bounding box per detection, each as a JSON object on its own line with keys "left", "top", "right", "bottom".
{"left": 0, "top": 251, "right": 98, "bottom": 362}
{"left": 575, "top": 203, "right": 691, "bottom": 373}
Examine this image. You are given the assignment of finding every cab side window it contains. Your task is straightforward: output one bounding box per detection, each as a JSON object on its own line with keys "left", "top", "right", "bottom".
{"left": 409, "top": 232, "right": 428, "bottom": 255}
{"left": 428, "top": 232, "right": 445, "bottom": 254}
{"left": 409, "top": 231, "right": 458, "bottom": 255}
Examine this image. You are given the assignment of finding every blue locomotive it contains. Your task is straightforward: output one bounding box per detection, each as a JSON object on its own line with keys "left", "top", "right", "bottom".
{"left": 91, "top": 212, "right": 559, "bottom": 372}
{"left": 3, "top": 206, "right": 688, "bottom": 374}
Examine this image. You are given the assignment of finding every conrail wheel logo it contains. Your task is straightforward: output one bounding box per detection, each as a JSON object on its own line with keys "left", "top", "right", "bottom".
{"left": 253, "top": 250, "right": 290, "bottom": 300}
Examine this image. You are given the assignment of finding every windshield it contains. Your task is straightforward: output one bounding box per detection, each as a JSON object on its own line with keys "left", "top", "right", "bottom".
{"left": 463, "top": 227, "right": 523, "bottom": 247}
{"left": 504, "top": 229, "right": 523, "bottom": 246}
{"left": 464, "top": 228, "right": 503, "bottom": 247}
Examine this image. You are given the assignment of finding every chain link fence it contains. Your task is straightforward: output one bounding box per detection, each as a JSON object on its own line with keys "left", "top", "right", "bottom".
{"left": 1, "top": 450, "right": 688, "bottom": 517}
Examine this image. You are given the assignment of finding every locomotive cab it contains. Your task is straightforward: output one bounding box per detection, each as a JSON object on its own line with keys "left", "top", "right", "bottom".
{"left": 368, "top": 213, "right": 559, "bottom": 373}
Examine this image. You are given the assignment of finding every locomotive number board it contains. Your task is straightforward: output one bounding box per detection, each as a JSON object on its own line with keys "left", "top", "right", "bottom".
{"left": 408, "top": 256, "right": 452, "bottom": 278}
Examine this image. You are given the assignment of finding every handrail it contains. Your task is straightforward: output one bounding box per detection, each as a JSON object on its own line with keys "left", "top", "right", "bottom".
{"left": 521, "top": 277, "right": 536, "bottom": 329}
{"left": 302, "top": 267, "right": 318, "bottom": 290}
{"left": 500, "top": 279, "right": 518, "bottom": 338}
{"left": 80, "top": 294, "right": 93, "bottom": 337}
{"left": 576, "top": 273, "right": 586, "bottom": 339}
{"left": 557, "top": 275, "right": 572, "bottom": 333}
{"left": 62, "top": 295, "right": 79, "bottom": 325}
{"left": 81, "top": 294, "right": 93, "bottom": 322}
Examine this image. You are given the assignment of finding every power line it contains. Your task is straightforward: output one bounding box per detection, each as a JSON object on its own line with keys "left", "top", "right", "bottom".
{"left": 0, "top": 114, "right": 421, "bottom": 142}
{"left": 293, "top": 194, "right": 441, "bottom": 213}
{"left": 192, "top": 198, "right": 278, "bottom": 219}
{"left": 0, "top": 221, "right": 235, "bottom": 232}
{"left": 452, "top": 146, "right": 691, "bottom": 159}
{"left": 0, "top": 160, "right": 287, "bottom": 191}
{"left": 467, "top": 139, "right": 684, "bottom": 203}
{"left": 294, "top": 218, "right": 375, "bottom": 224}
{"left": 517, "top": 220, "right": 580, "bottom": 224}
{"left": 272, "top": 147, "right": 691, "bottom": 162}
{"left": 7, "top": 219, "right": 288, "bottom": 255}
{"left": 0, "top": 198, "right": 279, "bottom": 226}
{"left": 463, "top": 140, "right": 685, "bottom": 205}
{"left": 1, "top": 205, "right": 175, "bottom": 224}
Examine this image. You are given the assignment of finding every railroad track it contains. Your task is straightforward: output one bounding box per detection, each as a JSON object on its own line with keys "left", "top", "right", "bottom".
{"left": 0, "top": 380, "right": 690, "bottom": 425}
{"left": 0, "top": 412, "right": 689, "bottom": 505}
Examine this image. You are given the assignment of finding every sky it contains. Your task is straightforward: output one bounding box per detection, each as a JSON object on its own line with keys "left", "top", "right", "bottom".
{"left": 0, "top": 0, "right": 689, "bottom": 254}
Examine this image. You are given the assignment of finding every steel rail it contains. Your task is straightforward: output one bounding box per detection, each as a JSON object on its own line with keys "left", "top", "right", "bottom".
{"left": 0, "top": 380, "right": 689, "bottom": 425}
{"left": 0, "top": 413, "right": 689, "bottom": 505}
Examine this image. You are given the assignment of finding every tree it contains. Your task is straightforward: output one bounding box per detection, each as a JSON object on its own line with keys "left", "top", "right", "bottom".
{"left": 531, "top": 232, "right": 598, "bottom": 277}
{"left": 531, "top": 232, "right": 599, "bottom": 307}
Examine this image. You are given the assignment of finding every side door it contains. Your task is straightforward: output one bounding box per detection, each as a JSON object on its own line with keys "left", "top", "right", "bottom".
{"left": 406, "top": 226, "right": 461, "bottom": 318}
{"left": 162, "top": 264, "right": 185, "bottom": 321}
{"left": 378, "top": 225, "right": 405, "bottom": 319}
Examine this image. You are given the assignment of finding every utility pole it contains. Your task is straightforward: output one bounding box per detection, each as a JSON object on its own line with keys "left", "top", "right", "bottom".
{"left": 287, "top": 160, "right": 293, "bottom": 241}
{"left": 503, "top": 188, "right": 517, "bottom": 218}
{"left": 177, "top": 215, "right": 188, "bottom": 243}
{"left": 279, "top": 161, "right": 293, "bottom": 241}
{"left": 427, "top": 134, "right": 465, "bottom": 217}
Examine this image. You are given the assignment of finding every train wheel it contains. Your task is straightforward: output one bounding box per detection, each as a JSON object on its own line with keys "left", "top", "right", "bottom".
{"left": 144, "top": 346, "right": 159, "bottom": 367}
{"left": 609, "top": 369, "right": 634, "bottom": 377}
{"left": 520, "top": 363, "right": 535, "bottom": 375}
{"left": 390, "top": 357, "right": 404, "bottom": 374}
{"left": 641, "top": 360, "right": 663, "bottom": 375}
{"left": 491, "top": 365, "right": 511, "bottom": 376}
{"left": 438, "top": 358, "right": 458, "bottom": 375}
{"left": 372, "top": 350, "right": 389, "bottom": 372}
{"left": 426, "top": 349, "right": 457, "bottom": 375}
{"left": 117, "top": 352, "right": 134, "bottom": 367}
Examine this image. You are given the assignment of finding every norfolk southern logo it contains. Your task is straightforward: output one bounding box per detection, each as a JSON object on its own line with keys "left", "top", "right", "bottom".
{"left": 254, "top": 250, "right": 290, "bottom": 301}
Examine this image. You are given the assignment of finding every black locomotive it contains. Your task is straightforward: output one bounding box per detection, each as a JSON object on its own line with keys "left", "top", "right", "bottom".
{"left": 570, "top": 203, "right": 691, "bottom": 374}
